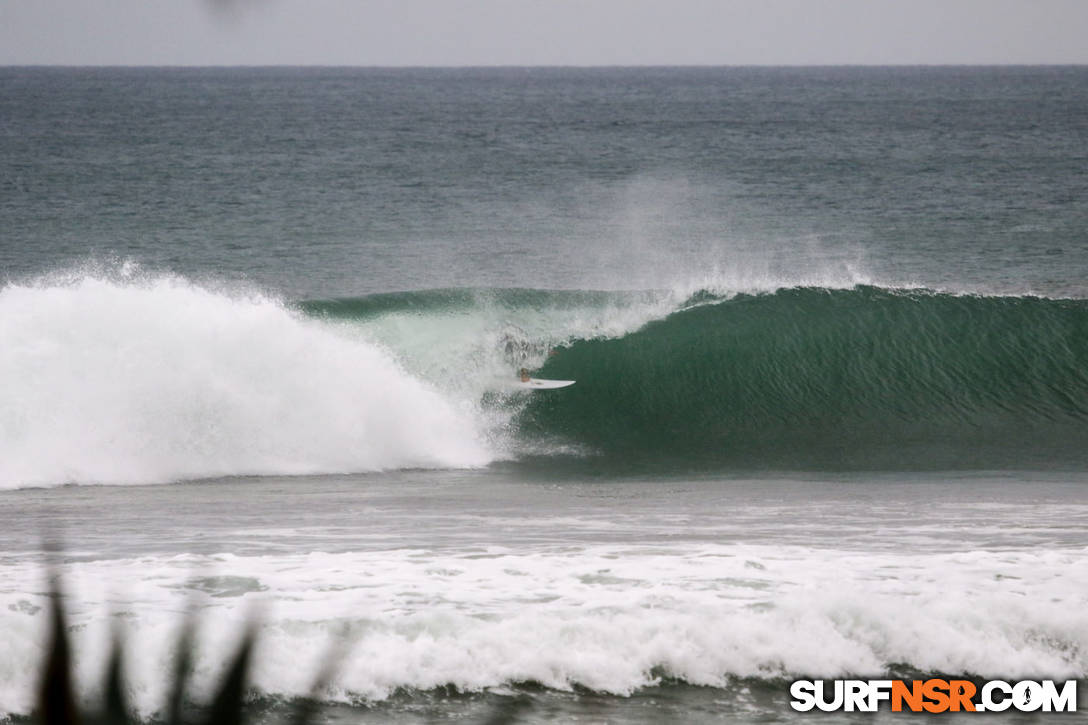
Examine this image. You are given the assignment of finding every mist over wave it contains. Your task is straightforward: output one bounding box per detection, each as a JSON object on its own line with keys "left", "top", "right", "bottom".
{"left": 0, "top": 271, "right": 492, "bottom": 487}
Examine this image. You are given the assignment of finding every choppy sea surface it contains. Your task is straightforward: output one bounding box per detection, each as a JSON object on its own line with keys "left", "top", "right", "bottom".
{"left": 2, "top": 67, "right": 1087, "bottom": 722}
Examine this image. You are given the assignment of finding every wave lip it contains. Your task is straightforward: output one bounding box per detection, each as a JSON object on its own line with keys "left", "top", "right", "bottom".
{"left": 0, "top": 273, "right": 493, "bottom": 488}
{"left": 522, "top": 285, "right": 1088, "bottom": 470}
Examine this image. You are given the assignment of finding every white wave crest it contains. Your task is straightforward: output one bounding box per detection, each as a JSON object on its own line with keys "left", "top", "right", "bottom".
{"left": 0, "top": 272, "right": 493, "bottom": 487}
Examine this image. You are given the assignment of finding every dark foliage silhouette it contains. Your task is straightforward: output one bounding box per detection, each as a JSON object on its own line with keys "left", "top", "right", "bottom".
{"left": 35, "top": 576, "right": 523, "bottom": 725}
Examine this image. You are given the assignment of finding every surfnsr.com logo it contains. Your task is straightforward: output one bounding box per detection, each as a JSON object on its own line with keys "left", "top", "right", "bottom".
{"left": 790, "top": 679, "right": 1078, "bottom": 713}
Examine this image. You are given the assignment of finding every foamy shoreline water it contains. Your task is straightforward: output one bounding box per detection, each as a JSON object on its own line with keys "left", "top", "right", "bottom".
{"left": 1, "top": 473, "right": 1085, "bottom": 720}
{"left": 3, "top": 540, "right": 1085, "bottom": 717}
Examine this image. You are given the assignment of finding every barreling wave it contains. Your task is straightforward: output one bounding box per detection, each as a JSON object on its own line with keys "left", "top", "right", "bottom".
{"left": 6, "top": 268, "right": 1088, "bottom": 486}
{"left": 519, "top": 286, "right": 1088, "bottom": 470}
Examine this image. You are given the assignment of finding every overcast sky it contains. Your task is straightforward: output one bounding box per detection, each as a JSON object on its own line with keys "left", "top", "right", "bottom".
{"left": 2, "top": 0, "right": 1087, "bottom": 66}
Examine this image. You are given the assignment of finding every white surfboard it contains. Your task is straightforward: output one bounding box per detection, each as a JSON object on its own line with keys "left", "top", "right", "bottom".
{"left": 512, "top": 378, "right": 576, "bottom": 390}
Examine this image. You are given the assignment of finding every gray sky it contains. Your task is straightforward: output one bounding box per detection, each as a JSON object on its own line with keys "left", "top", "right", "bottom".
{"left": 2, "top": 0, "right": 1087, "bottom": 66}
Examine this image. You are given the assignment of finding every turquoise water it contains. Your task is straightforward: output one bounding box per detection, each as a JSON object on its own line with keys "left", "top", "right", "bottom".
{"left": 1, "top": 67, "right": 1087, "bottom": 721}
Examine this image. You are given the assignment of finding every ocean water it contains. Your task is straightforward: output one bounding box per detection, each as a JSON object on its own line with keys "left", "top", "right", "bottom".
{"left": 1, "top": 66, "right": 1087, "bottom": 722}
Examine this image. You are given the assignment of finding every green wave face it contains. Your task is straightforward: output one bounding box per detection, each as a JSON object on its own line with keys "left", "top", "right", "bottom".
{"left": 520, "top": 287, "right": 1088, "bottom": 470}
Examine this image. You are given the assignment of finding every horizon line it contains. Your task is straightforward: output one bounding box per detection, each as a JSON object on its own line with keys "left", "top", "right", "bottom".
{"left": 4, "top": 62, "right": 1088, "bottom": 69}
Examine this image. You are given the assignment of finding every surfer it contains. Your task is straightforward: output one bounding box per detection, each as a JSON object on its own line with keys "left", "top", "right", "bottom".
{"left": 519, "top": 367, "right": 531, "bottom": 382}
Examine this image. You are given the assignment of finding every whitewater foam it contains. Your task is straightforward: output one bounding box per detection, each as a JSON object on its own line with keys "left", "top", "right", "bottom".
{"left": 0, "top": 544, "right": 1084, "bottom": 717}
{"left": 0, "top": 272, "right": 493, "bottom": 487}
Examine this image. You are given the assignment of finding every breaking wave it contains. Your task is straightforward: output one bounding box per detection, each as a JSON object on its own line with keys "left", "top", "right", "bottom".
{"left": 0, "top": 272, "right": 492, "bottom": 487}
{"left": 521, "top": 286, "right": 1088, "bottom": 469}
